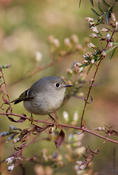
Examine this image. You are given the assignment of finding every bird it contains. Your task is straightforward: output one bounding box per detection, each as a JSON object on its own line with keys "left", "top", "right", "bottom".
{"left": 12, "top": 76, "right": 72, "bottom": 120}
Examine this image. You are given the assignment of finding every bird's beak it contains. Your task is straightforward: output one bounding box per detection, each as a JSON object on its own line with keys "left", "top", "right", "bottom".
{"left": 64, "top": 84, "right": 72, "bottom": 88}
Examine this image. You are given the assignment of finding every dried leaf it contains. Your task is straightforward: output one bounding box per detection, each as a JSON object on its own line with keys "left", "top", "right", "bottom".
{"left": 90, "top": 96, "right": 93, "bottom": 103}
{"left": 98, "top": 1, "right": 103, "bottom": 13}
{"left": 55, "top": 130, "right": 65, "bottom": 148}
{"left": 112, "top": 129, "right": 118, "bottom": 135}
{"left": 34, "top": 124, "right": 52, "bottom": 133}
{"left": 109, "top": 47, "right": 117, "bottom": 59}
{"left": 79, "top": 0, "right": 94, "bottom": 7}
{"left": 0, "top": 131, "right": 10, "bottom": 136}
{"left": 106, "top": 127, "right": 118, "bottom": 136}
{"left": 8, "top": 116, "right": 26, "bottom": 123}
{"left": 87, "top": 64, "right": 93, "bottom": 74}
{"left": 8, "top": 132, "right": 18, "bottom": 141}
{"left": 91, "top": 8, "right": 100, "bottom": 16}
{"left": 86, "top": 96, "right": 93, "bottom": 104}
{"left": 18, "top": 129, "right": 29, "bottom": 140}
{"left": 9, "top": 125, "right": 22, "bottom": 131}
{"left": 105, "top": 11, "right": 110, "bottom": 24}
{"left": 102, "top": 0, "right": 110, "bottom": 7}
{"left": 33, "top": 125, "right": 44, "bottom": 133}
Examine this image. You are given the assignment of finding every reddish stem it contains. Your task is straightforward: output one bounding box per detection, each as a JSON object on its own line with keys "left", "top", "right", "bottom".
{"left": 80, "top": 57, "right": 103, "bottom": 127}
{"left": 80, "top": 28, "right": 116, "bottom": 127}
{"left": 0, "top": 69, "right": 12, "bottom": 112}
{"left": 0, "top": 112, "right": 118, "bottom": 145}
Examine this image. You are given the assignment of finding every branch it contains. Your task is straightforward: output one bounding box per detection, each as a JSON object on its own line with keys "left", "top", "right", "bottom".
{"left": 0, "top": 112, "right": 118, "bottom": 145}
{"left": 80, "top": 27, "right": 116, "bottom": 127}
{"left": 0, "top": 68, "right": 12, "bottom": 112}
{"left": 80, "top": 57, "right": 103, "bottom": 127}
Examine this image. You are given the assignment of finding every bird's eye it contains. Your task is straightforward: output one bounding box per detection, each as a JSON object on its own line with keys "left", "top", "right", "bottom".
{"left": 56, "top": 83, "right": 60, "bottom": 87}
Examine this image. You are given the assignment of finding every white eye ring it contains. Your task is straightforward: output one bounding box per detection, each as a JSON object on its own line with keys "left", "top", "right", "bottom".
{"left": 56, "top": 83, "right": 60, "bottom": 87}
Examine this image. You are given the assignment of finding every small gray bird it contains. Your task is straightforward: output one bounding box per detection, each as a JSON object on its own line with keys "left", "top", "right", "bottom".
{"left": 12, "top": 76, "right": 72, "bottom": 118}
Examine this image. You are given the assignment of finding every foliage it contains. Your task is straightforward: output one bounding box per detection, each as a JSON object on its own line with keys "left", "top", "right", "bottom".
{"left": 0, "top": 0, "right": 118, "bottom": 175}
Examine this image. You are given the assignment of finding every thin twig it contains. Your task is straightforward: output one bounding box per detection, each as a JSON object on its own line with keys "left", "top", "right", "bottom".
{"left": 0, "top": 112, "right": 118, "bottom": 144}
{"left": 80, "top": 57, "right": 103, "bottom": 127}
{"left": 80, "top": 28, "right": 116, "bottom": 127}
{"left": 0, "top": 69, "right": 12, "bottom": 112}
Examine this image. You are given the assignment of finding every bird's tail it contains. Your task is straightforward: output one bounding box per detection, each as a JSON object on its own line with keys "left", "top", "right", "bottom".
{"left": 11, "top": 89, "right": 33, "bottom": 104}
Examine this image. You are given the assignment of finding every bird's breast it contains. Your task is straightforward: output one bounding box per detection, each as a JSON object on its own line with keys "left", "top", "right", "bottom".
{"left": 24, "top": 88, "right": 65, "bottom": 115}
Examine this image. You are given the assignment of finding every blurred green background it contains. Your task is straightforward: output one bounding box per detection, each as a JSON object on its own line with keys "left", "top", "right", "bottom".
{"left": 0, "top": 0, "right": 118, "bottom": 174}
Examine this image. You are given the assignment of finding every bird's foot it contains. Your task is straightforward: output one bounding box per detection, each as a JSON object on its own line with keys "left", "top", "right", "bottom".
{"left": 48, "top": 114, "right": 55, "bottom": 121}
{"left": 30, "top": 113, "right": 34, "bottom": 124}
{"left": 48, "top": 114, "right": 58, "bottom": 129}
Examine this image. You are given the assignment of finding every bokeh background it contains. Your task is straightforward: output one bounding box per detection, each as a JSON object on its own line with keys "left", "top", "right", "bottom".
{"left": 0, "top": 0, "right": 118, "bottom": 174}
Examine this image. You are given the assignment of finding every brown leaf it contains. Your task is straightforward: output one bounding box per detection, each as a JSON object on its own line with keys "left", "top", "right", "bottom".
{"left": 8, "top": 116, "right": 26, "bottom": 123}
{"left": 33, "top": 125, "right": 44, "bottom": 133}
{"left": 55, "top": 130, "right": 65, "bottom": 148}
{"left": 34, "top": 124, "right": 52, "bottom": 133}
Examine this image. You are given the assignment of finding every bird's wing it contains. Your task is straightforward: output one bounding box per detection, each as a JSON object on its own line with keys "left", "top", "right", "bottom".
{"left": 11, "top": 89, "right": 34, "bottom": 104}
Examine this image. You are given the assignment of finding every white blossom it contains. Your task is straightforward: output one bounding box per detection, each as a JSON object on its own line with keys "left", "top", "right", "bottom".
{"left": 101, "top": 50, "right": 106, "bottom": 57}
{"left": 35, "top": 51, "right": 43, "bottom": 62}
{"left": 53, "top": 39, "right": 60, "bottom": 47}
{"left": 116, "top": 21, "right": 118, "bottom": 31}
{"left": 76, "top": 170, "right": 84, "bottom": 175}
{"left": 63, "top": 111, "right": 69, "bottom": 121}
{"left": 86, "top": 17, "right": 94, "bottom": 22}
{"left": 79, "top": 67, "right": 83, "bottom": 73}
{"left": 88, "top": 42, "right": 96, "bottom": 49}
{"left": 75, "top": 146, "right": 85, "bottom": 155}
{"left": 111, "top": 13, "right": 116, "bottom": 22}
{"left": 48, "top": 35, "right": 60, "bottom": 47}
{"left": 90, "top": 33, "right": 98, "bottom": 38}
{"left": 8, "top": 164, "right": 15, "bottom": 171}
{"left": 73, "top": 61, "right": 81, "bottom": 67}
{"left": 96, "top": 126, "right": 105, "bottom": 131}
{"left": 108, "top": 42, "right": 113, "bottom": 48}
{"left": 90, "top": 26, "right": 99, "bottom": 33}
{"left": 91, "top": 59, "right": 95, "bottom": 64}
{"left": 13, "top": 137, "right": 20, "bottom": 143}
{"left": 79, "top": 164, "right": 86, "bottom": 170}
{"left": 84, "top": 60, "right": 88, "bottom": 63}
{"left": 76, "top": 160, "right": 83, "bottom": 165}
{"left": 83, "top": 52, "right": 92, "bottom": 58}
{"left": 106, "top": 33, "right": 111, "bottom": 40}
{"left": 6, "top": 157, "right": 14, "bottom": 164}
{"left": 101, "top": 28, "right": 109, "bottom": 32}
{"left": 71, "top": 34, "right": 79, "bottom": 44}
{"left": 64, "top": 38, "right": 72, "bottom": 48}
{"left": 73, "top": 112, "right": 79, "bottom": 121}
